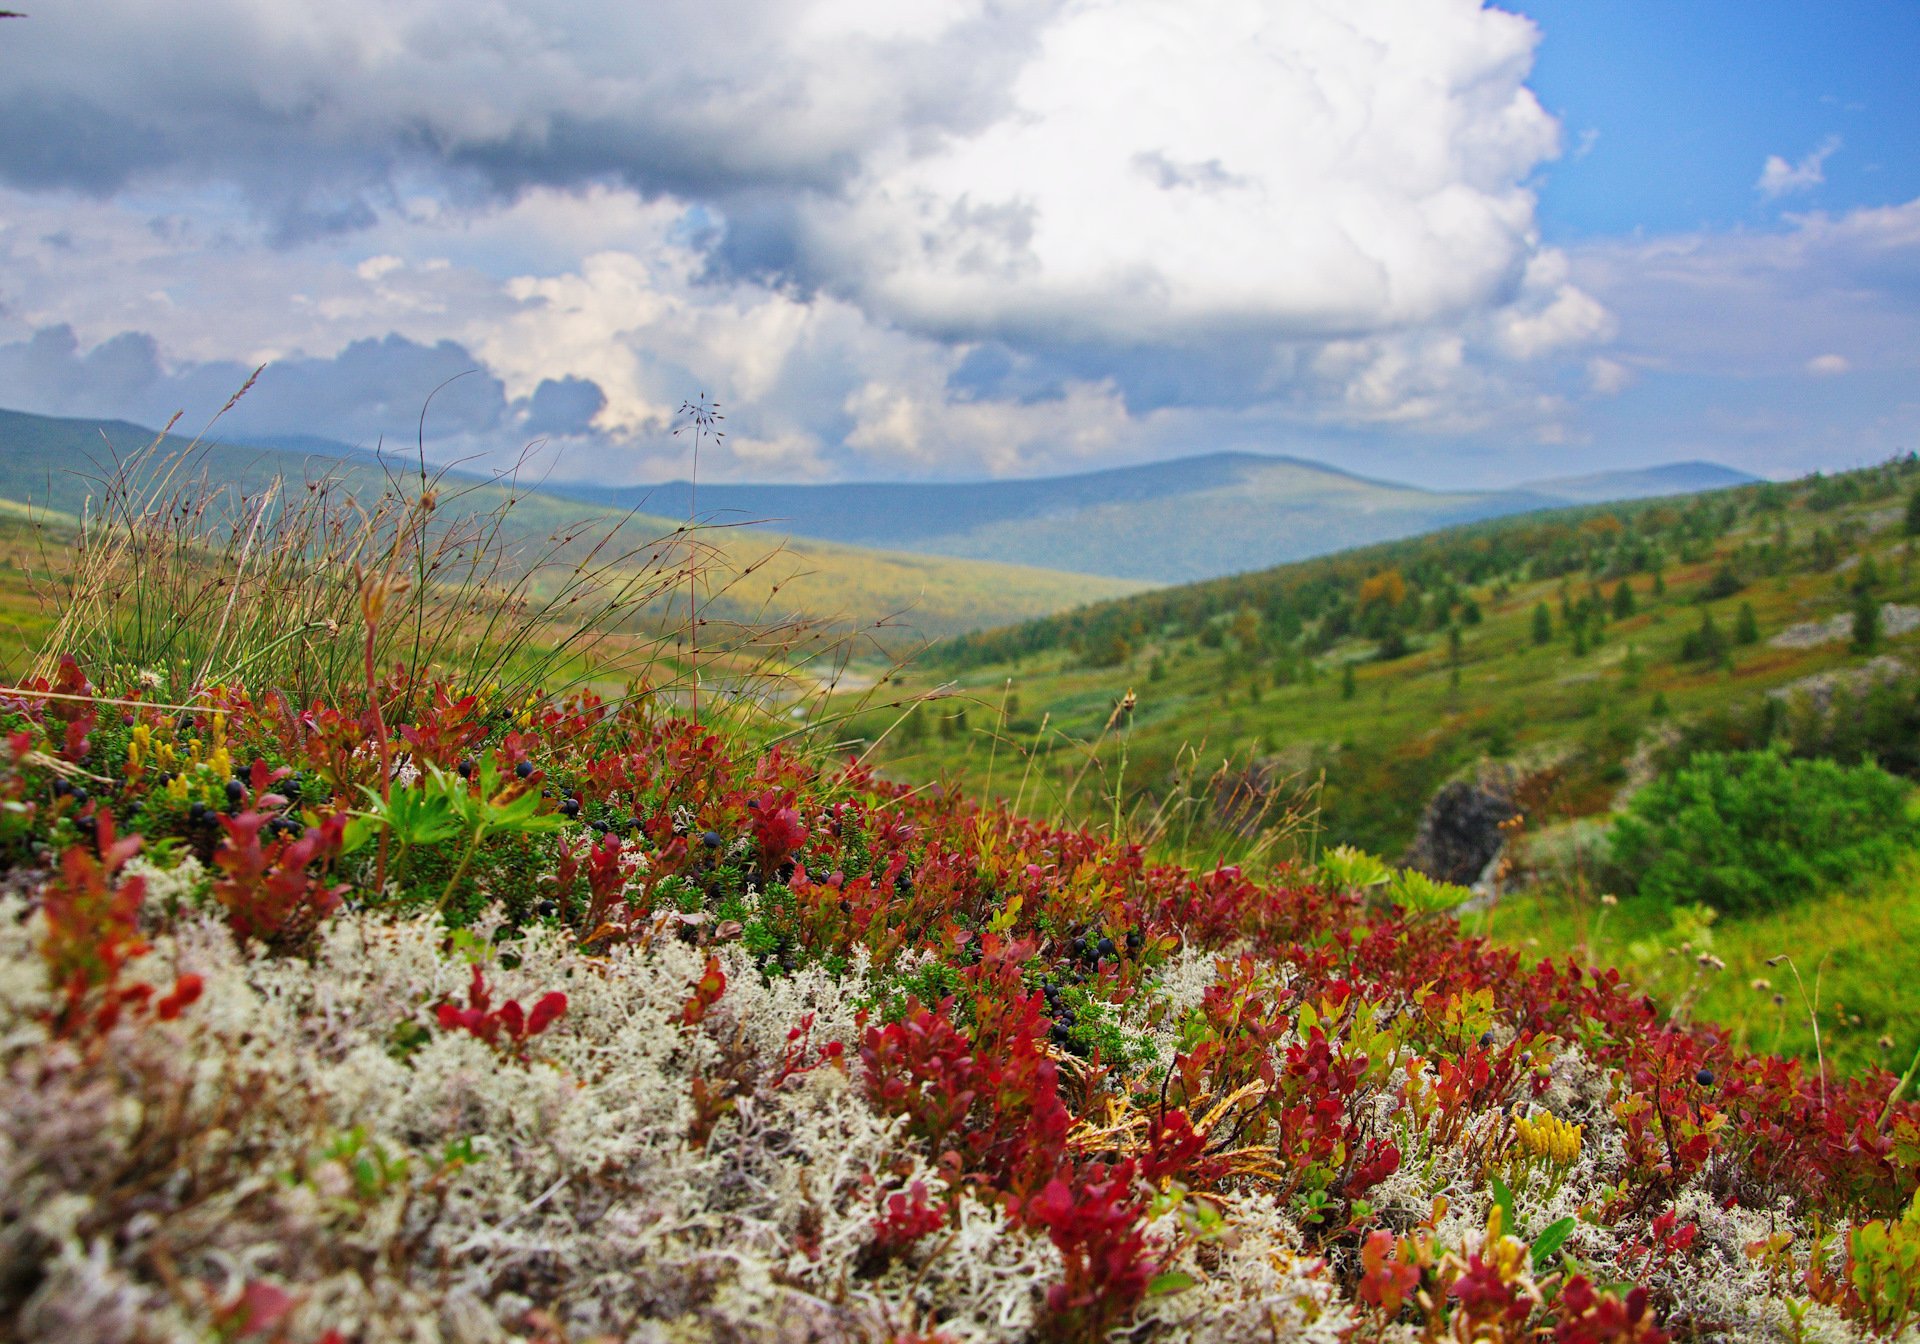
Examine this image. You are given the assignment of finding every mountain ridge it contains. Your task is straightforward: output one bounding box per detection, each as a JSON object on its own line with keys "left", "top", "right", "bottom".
{"left": 5, "top": 405, "right": 1759, "bottom": 585}
{"left": 534, "top": 451, "right": 1755, "bottom": 583}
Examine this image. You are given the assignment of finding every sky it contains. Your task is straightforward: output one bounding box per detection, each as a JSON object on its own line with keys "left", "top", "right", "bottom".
{"left": 0, "top": 0, "right": 1915, "bottom": 490}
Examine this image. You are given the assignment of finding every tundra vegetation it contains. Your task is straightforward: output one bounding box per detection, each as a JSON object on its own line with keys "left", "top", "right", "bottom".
{"left": 855, "top": 455, "right": 1920, "bottom": 1077}
{"left": 0, "top": 429, "right": 1917, "bottom": 1343}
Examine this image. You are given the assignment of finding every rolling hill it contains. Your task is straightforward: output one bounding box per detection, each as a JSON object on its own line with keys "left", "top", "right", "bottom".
{"left": 0, "top": 407, "right": 1145, "bottom": 646}
{"left": 538, "top": 451, "right": 1758, "bottom": 583}
{"left": 853, "top": 455, "right": 1920, "bottom": 857}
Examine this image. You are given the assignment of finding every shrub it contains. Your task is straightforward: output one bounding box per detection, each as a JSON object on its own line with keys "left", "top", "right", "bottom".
{"left": 1609, "top": 750, "right": 1918, "bottom": 915}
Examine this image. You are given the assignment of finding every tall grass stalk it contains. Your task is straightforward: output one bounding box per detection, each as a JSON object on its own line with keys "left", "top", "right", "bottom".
{"left": 23, "top": 391, "right": 886, "bottom": 754}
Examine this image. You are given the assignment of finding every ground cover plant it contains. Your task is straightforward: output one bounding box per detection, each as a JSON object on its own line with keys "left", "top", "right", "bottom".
{"left": 3, "top": 648, "right": 1920, "bottom": 1341}
{"left": 3, "top": 437, "right": 1920, "bottom": 1342}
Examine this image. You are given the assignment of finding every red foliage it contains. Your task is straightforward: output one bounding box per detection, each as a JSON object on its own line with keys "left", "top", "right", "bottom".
{"left": 1028, "top": 1160, "right": 1156, "bottom": 1341}
{"left": 746, "top": 788, "right": 809, "bottom": 874}
{"left": 1555, "top": 1277, "right": 1670, "bottom": 1344}
{"left": 680, "top": 954, "right": 727, "bottom": 1026}
{"left": 211, "top": 811, "right": 349, "bottom": 950}
{"left": 396, "top": 687, "right": 488, "bottom": 769}
{"left": 39, "top": 818, "right": 198, "bottom": 1040}
{"left": 869, "top": 1179, "right": 947, "bottom": 1256}
{"left": 435, "top": 962, "right": 567, "bottom": 1057}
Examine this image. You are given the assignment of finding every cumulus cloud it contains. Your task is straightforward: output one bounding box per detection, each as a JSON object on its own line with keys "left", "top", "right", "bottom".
{"left": 0, "top": 0, "right": 1045, "bottom": 210}
{"left": 0, "top": 0, "right": 1632, "bottom": 481}
{"left": 1805, "top": 353, "right": 1850, "bottom": 376}
{"left": 1586, "top": 357, "right": 1633, "bottom": 395}
{"left": 800, "top": 0, "right": 1563, "bottom": 344}
{"left": 1757, "top": 136, "right": 1840, "bottom": 199}
{"left": 523, "top": 376, "right": 608, "bottom": 437}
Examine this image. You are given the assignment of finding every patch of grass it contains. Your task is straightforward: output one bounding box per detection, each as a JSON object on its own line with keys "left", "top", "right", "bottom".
{"left": 1481, "top": 854, "right": 1920, "bottom": 1078}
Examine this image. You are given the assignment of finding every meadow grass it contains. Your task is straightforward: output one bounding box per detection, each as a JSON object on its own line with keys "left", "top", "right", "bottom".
{"left": 1478, "top": 855, "right": 1920, "bottom": 1079}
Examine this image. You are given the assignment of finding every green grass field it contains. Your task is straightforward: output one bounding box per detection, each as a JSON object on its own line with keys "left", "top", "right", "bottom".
{"left": 1479, "top": 854, "right": 1920, "bottom": 1079}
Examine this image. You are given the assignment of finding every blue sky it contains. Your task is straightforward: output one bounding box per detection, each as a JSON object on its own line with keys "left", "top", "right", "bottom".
{"left": 0, "top": 1, "right": 1915, "bottom": 489}
{"left": 1524, "top": 0, "right": 1920, "bottom": 236}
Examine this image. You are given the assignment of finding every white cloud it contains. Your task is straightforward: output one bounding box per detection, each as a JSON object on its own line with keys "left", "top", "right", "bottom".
{"left": 844, "top": 377, "right": 1132, "bottom": 476}
{"left": 801, "top": 0, "right": 1561, "bottom": 343}
{"left": 1570, "top": 197, "right": 1920, "bottom": 379}
{"left": 1806, "top": 353, "right": 1850, "bottom": 376}
{"left": 1757, "top": 136, "right": 1841, "bottom": 199}
{"left": 1586, "top": 357, "right": 1633, "bottom": 395}
{"left": 1493, "top": 249, "right": 1614, "bottom": 359}
{"left": 0, "top": 0, "right": 1671, "bottom": 481}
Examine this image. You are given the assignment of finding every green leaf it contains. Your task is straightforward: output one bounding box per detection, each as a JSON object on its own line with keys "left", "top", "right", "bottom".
{"left": 1489, "top": 1174, "right": 1518, "bottom": 1241}
{"left": 1147, "top": 1271, "right": 1197, "bottom": 1297}
{"left": 1531, "top": 1216, "right": 1576, "bottom": 1270}
{"left": 1389, "top": 867, "right": 1474, "bottom": 917}
{"left": 1318, "top": 844, "right": 1390, "bottom": 892}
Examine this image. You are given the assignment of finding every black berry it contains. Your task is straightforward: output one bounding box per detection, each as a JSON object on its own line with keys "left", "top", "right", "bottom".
{"left": 515, "top": 760, "right": 534, "bottom": 780}
{"left": 1695, "top": 1067, "right": 1715, "bottom": 1087}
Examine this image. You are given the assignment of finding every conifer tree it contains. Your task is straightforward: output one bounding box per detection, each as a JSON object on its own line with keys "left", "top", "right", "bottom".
{"left": 1853, "top": 589, "right": 1881, "bottom": 653}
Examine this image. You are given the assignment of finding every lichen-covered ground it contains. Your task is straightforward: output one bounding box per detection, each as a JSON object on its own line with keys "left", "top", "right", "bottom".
{"left": 1, "top": 659, "right": 1916, "bottom": 1342}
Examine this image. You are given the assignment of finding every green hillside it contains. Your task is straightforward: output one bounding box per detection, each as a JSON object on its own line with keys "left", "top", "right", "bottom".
{"left": 904, "top": 455, "right": 1550, "bottom": 580}
{"left": 0, "top": 407, "right": 1143, "bottom": 648}
{"left": 849, "top": 456, "right": 1920, "bottom": 855}
{"left": 832, "top": 456, "right": 1920, "bottom": 1074}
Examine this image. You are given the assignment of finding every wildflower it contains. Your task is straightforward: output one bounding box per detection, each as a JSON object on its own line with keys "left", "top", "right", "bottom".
{"left": 1696, "top": 952, "right": 1725, "bottom": 970}
{"left": 1600, "top": 893, "right": 1619, "bottom": 906}
{"left": 1751, "top": 977, "right": 1771, "bottom": 992}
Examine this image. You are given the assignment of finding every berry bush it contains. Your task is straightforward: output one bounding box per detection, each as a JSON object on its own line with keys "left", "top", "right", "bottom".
{"left": 0, "top": 658, "right": 1915, "bottom": 1342}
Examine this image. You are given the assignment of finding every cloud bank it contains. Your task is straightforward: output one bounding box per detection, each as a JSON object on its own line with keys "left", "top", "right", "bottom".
{"left": 0, "top": 0, "right": 1906, "bottom": 485}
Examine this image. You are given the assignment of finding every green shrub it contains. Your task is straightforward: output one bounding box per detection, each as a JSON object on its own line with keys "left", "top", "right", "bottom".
{"left": 1610, "top": 750, "right": 1917, "bottom": 916}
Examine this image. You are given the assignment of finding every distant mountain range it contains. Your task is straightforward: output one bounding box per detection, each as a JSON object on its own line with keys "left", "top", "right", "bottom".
{"left": 535, "top": 452, "right": 1758, "bottom": 583}
{"left": 3, "top": 405, "right": 1757, "bottom": 587}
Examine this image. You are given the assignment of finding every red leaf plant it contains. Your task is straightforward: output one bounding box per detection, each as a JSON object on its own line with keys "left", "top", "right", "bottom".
{"left": 40, "top": 816, "right": 202, "bottom": 1040}
{"left": 212, "top": 811, "right": 350, "bottom": 951}
{"left": 436, "top": 962, "right": 567, "bottom": 1059}
{"left": 1554, "top": 1276, "right": 1671, "bottom": 1344}
{"left": 680, "top": 954, "right": 728, "bottom": 1027}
